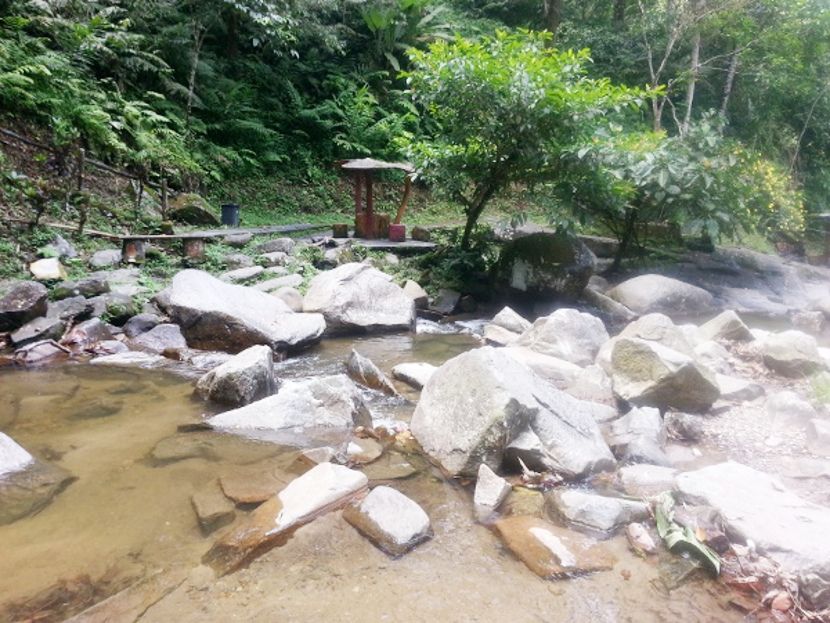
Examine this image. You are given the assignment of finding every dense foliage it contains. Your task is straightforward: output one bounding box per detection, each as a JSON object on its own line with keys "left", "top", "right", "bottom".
{"left": 0, "top": 0, "right": 826, "bottom": 255}
{"left": 403, "top": 31, "right": 646, "bottom": 248}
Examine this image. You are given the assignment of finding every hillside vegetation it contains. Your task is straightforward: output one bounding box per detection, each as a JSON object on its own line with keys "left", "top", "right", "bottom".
{"left": 0, "top": 0, "right": 827, "bottom": 253}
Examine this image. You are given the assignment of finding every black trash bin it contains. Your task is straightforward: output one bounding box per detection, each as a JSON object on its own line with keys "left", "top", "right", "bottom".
{"left": 221, "top": 203, "right": 240, "bottom": 227}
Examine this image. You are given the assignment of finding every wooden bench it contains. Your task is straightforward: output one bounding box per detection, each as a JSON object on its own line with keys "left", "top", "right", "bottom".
{"left": 119, "top": 223, "right": 327, "bottom": 263}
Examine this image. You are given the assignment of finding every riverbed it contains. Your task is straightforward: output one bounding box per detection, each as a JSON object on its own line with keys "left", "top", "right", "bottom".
{"left": 1, "top": 329, "right": 745, "bottom": 622}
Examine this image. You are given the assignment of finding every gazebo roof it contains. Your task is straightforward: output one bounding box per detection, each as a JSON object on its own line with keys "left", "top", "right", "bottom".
{"left": 341, "top": 158, "right": 415, "bottom": 173}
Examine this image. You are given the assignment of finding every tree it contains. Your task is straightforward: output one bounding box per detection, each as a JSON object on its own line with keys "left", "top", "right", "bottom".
{"left": 559, "top": 115, "right": 805, "bottom": 269}
{"left": 403, "top": 30, "right": 646, "bottom": 248}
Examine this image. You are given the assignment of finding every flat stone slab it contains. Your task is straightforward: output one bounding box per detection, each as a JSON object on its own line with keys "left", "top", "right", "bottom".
{"left": 191, "top": 480, "right": 236, "bottom": 534}
{"left": 207, "top": 374, "right": 370, "bottom": 433}
{"left": 545, "top": 489, "right": 649, "bottom": 534}
{"left": 391, "top": 362, "right": 437, "bottom": 390}
{"left": 494, "top": 515, "right": 617, "bottom": 579}
{"left": 218, "top": 460, "right": 291, "bottom": 505}
{"left": 618, "top": 464, "right": 678, "bottom": 497}
{"left": 675, "top": 461, "right": 830, "bottom": 581}
{"left": 203, "top": 463, "right": 368, "bottom": 575}
{"left": 343, "top": 485, "right": 432, "bottom": 557}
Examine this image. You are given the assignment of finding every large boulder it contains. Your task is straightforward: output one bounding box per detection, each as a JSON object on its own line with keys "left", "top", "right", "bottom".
{"left": 698, "top": 310, "right": 753, "bottom": 342}
{"left": 497, "top": 231, "right": 596, "bottom": 299}
{"left": 410, "top": 347, "right": 614, "bottom": 479}
{"left": 607, "top": 274, "right": 714, "bottom": 316}
{"left": 303, "top": 263, "right": 414, "bottom": 335}
{"left": 207, "top": 374, "right": 371, "bottom": 432}
{"left": 168, "top": 193, "right": 220, "bottom": 225}
{"left": 195, "top": 345, "right": 277, "bottom": 406}
{"left": 159, "top": 269, "right": 325, "bottom": 353}
{"left": 610, "top": 338, "right": 720, "bottom": 413}
{"left": 596, "top": 313, "right": 693, "bottom": 373}
{"left": 513, "top": 308, "right": 609, "bottom": 367}
{"left": 760, "top": 330, "right": 825, "bottom": 377}
{"left": 0, "top": 281, "right": 48, "bottom": 332}
{"left": 676, "top": 461, "right": 830, "bottom": 609}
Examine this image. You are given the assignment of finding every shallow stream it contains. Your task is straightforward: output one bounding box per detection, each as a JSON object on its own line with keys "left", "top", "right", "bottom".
{"left": 0, "top": 330, "right": 745, "bottom": 622}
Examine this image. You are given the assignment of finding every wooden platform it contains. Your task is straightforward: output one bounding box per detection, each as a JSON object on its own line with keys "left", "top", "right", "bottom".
{"left": 337, "top": 238, "right": 436, "bottom": 252}
{"left": 118, "top": 223, "right": 326, "bottom": 242}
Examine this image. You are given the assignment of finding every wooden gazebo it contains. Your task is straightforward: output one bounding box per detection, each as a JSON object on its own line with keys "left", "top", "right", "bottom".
{"left": 341, "top": 158, "right": 415, "bottom": 239}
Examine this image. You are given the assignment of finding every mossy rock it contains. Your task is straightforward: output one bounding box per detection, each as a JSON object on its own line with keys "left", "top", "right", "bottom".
{"left": 497, "top": 230, "right": 596, "bottom": 300}
{"left": 169, "top": 193, "right": 220, "bottom": 226}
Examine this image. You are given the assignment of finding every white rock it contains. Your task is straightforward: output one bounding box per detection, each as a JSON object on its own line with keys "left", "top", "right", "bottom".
{"left": 514, "top": 308, "right": 609, "bottom": 366}
{"left": 274, "top": 287, "right": 303, "bottom": 312}
{"left": 607, "top": 274, "right": 714, "bottom": 316}
{"left": 29, "top": 257, "right": 67, "bottom": 281}
{"left": 694, "top": 340, "right": 733, "bottom": 374}
{"left": 274, "top": 463, "right": 368, "bottom": 532}
{"left": 716, "top": 374, "right": 765, "bottom": 402}
{"left": 807, "top": 419, "right": 830, "bottom": 456}
{"left": 0, "top": 432, "right": 34, "bottom": 477}
{"left": 676, "top": 461, "right": 830, "bottom": 606}
{"left": 473, "top": 464, "right": 511, "bottom": 512}
{"left": 761, "top": 330, "right": 825, "bottom": 377}
{"left": 254, "top": 274, "right": 303, "bottom": 292}
{"left": 491, "top": 306, "right": 531, "bottom": 334}
{"left": 195, "top": 345, "right": 276, "bottom": 406}
{"left": 411, "top": 346, "right": 615, "bottom": 478}
{"left": 402, "top": 280, "right": 428, "bottom": 309}
{"left": 504, "top": 346, "right": 581, "bottom": 388}
{"left": 546, "top": 489, "right": 650, "bottom": 534}
{"left": 303, "top": 263, "right": 415, "bottom": 334}
{"left": 618, "top": 464, "right": 678, "bottom": 497}
{"left": 766, "top": 390, "right": 818, "bottom": 428}
{"left": 699, "top": 310, "right": 753, "bottom": 342}
{"left": 343, "top": 485, "right": 432, "bottom": 557}
{"left": 391, "top": 362, "right": 437, "bottom": 390}
{"left": 208, "top": 374, "right": 370, "bottom": 432}
{"left": 483, "top": 323, "right": 520, "bottom": 346}
{"left": 160, "top": 269, "right": 324, "bottom": 352}
{"left": 610, "top": 338, "right": 720, "bottom": 413}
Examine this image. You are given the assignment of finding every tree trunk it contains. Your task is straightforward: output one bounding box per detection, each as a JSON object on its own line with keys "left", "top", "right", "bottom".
{"left": 543, "top": 0, "right": 563, "bottom": 38}
{"left": 681, "top": 30, "right": 701, "bottom": 134}
{"left": 185, "top": 24, "right": 206, "bottom": 128}
{"left": 720, "top": 49, "right": 740, "bottom": 117}
{"left": 460, "top": 185, "right": 496, "bottom": 249}
{"left": 611, "top": 208, "right": 638, "bottom": 272}
{"left": 613, "top": 0, "right": 626, "bottom": 27}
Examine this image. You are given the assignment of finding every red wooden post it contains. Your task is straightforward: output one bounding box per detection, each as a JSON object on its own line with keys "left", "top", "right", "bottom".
{"left": 365, "top": 172, "right": 375, "bottom": 240}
